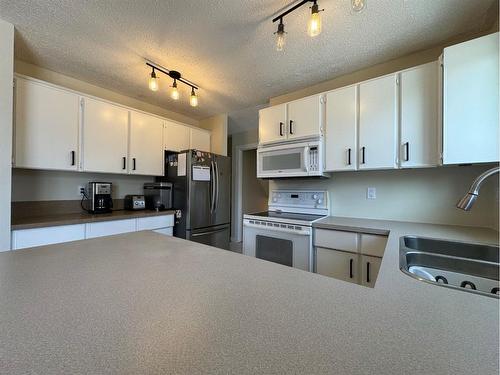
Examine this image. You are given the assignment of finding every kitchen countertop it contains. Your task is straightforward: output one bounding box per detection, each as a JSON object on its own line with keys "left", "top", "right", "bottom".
{"left": 11, "top": 209, "right": 176, "bottom": 230}
{"left": 0, "top": 218, "right": 498, "bottom": 374}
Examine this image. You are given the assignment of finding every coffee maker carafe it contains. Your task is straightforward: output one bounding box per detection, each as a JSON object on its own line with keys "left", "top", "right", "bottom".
{"left": 87, "top": 182, "right": 113, "bottom": 214}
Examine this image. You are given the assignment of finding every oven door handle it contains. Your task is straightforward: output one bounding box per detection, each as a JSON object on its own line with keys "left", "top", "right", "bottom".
{"left": 243, "top": 222, "right": 311, "bottom": 236}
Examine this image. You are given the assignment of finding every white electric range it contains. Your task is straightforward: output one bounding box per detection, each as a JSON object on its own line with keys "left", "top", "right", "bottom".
{"left": 242, "top": 190, "right": 329, "bottom": 272}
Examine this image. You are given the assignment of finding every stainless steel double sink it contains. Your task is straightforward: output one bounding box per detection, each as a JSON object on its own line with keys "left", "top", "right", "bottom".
{"left": 400, "top": 236, "right": 499, "bottom": 298}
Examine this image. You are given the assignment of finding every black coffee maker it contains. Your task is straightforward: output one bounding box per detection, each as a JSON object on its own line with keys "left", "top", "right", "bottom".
{"left": 87, "top": 182, "right": 113, "bottom": 214}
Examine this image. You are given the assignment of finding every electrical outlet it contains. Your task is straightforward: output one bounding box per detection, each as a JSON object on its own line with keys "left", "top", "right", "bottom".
{"left": 78, "top": 186, "right": 85, "bottom": 196}
{"left": 367, "top": 187, "right": 376, "bottom": 200}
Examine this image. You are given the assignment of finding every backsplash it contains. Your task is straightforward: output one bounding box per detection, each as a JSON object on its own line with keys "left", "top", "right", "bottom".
{"left": 270, "top": 164, "right": 499, "bottom": 230}
{"left": 11, "top": 169, "right": 154, "bottom": 201}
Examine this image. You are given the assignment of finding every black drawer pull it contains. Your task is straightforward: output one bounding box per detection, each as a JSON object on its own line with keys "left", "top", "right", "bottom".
{"left": 347, "top": 148, "right": 351, "bottom": 165}
{"left": 349, "top": 258, "right": 353, "bottom": 279}
{"left": 361, "top": 147, "right": 366, "bottom": 164}
{"left": 122, "top": 157, "right": 126, "bottom": 170}
{"left": 366, "top": 262, "right": 370, "bottom": 283}
{"left": 133, "top": 158, "right": 136, "bottom": 171}
{"left": 70, "top": 150, "right": 75, "bottom": 166}
{"left": 404, "top": 142, "right": 409, "bottom": 161}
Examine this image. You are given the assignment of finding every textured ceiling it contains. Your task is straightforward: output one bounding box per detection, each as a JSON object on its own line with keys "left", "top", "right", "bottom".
{"left": 0, "top": 0, "right": 496, "bottom": 122}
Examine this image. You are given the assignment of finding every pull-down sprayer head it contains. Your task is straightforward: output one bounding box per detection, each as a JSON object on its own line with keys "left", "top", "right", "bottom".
{"left": 456, "top": 166, "right": 499, "bottom": 211}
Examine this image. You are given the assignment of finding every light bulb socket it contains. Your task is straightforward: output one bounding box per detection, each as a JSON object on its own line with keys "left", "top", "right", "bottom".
{"left": 190, "top": 87, "right": 196, "bottom": 96}
{"left": 150, "top": 68, "right": 157, "bottom": 79}
{"left": 277, "top": 21, "right": 285, "bottom": 34}
{"left": 172, "top": 79, "right": 177, "bottom": 88}
{"left": 311, "top": 3, "right": 319, "bottom": 14}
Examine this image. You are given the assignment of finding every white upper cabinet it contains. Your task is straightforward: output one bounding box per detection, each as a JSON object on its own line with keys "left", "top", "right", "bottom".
{"left": 399, "top": 62, "right": 440, "bottom": 168}
{"left": 14, "top": 77, "right": 79, "bottom": 171}
{"left": 190, "top": 127, "right": 211, "bottom": 152}
{"left": 164, "top": 120, "right": 190, "bottom": 152}
{"left": 82, "top": 97, "right": 129, "bottom": 174}
{"left": 259, "top": 104, "right": 287, "bottom": 144}
{"left": 358, "top": 74, "right": 397, "bottom": 170}
{"left": 325, "top": 85, "right": 357, "bottom": 171}
{"left": 129, "top": 111, "right": 164, "bottom": 176}
{"left": 442, "top": 32, "right": 499, "bottom": 164}
{"left": 287, "top": 95, "right": 322, "bottom": 140}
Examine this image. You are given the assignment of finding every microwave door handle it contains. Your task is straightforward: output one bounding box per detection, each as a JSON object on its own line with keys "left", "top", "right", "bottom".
{"left": 304, "top": 147, "right": 310, "bottom": 172}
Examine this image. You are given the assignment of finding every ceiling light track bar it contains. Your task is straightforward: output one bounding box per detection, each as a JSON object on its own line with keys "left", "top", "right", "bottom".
{"left": 272, "top": 0, "right": 316, "bottom": 23}
{"left": 145, "top": 61, "right": 199, "bottom": 90}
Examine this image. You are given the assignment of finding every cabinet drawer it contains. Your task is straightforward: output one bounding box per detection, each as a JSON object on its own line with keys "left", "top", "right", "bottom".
{"left": 359, "top": 234, "right": 387, "bottom": 257}
{"left": 11, "top": 224, "right": 86, "bottom": 250}
{"left": 314, "top": 229, "right": 358, "bottom": 252}
{"left": 85, "top": 219, "right": 136, "bottom": 239}
{"left": 137, "top": 215, "right": 174, "bottom": 231}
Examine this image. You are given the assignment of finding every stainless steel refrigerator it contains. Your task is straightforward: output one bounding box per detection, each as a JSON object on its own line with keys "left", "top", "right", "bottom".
{"left": 163, "top": 150, "right": 231, "bottom": 250}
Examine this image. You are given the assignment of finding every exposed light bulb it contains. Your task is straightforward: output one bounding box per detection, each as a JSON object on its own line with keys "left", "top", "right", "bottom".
{"left": 275, "top": 20, "right": 286, "bottom": 51}
{"left": 148, "top": 68, "right": 159, "bottom": 91}
{"left": 351, "top": 0, "right": 366, "bottom": 12}
{"left": 307, "top": 2, "right": 322, "bottom": 37}
{"left": 190, "top": 88, "right": 198, "bottom": 107}
{"left": 170, "top": 80, "right": 179, "bottom": 100}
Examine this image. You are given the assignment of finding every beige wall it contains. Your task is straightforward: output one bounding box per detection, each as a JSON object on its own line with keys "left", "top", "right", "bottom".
{"left": 270, "top": 165, "right": 499, "bottom": 230}
{"left": 15, "top": 60, "right": 199, "bottom": 126}
{"left": 241, "top": 149, "right": 268, "bottom": 215}
{"left": 12, "top": 169, "right": 154, "bottom": 202}
{"left": 0, "top": 20, "right": 14, "bottom": 250}
{"left": 199, "top": 114, "right": 228, "bottom": 156}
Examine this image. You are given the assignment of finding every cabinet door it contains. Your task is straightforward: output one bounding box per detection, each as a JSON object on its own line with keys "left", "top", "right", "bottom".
{"left": 129, "top": 111, "right": 163, "bottom": 176}
{"left": 85, "top": 219, "right": 136, "bottom": 239}
{"left": 11, "top": 224, "right": 85, "bottom": 250}
{"left": 361, "top": 255, "right": 381, "bottom": 288}
{"left": 287, "top": 95, "right": 322, "bottom": 140}
{"left": 136, "top": 215, "right": 174, "bottom": 231}
{"left": 325, "top": 86, "right": 357, "bottom": 171}
{"left": 82, "top": 97, "right": 129, "bottom": 174}
{"left": 14, "top": 78, "right": 79, "bottom": 171}
{"left": 400, "top": 62, "right": 439, "bottom": 168}
{"left": 164, "top": 121, "right": 190, "bottom": 152}
{"left": 259, "top": 104, "right": 287, "bottom": 144}
{"left": 315, "top": 247, "right": 359, "bottom": 284}
{"left": 359, "top": 75, "right": 397, "bottom": 170}
{"left": 442, "top": 32, "right": 499, "bottom": 164}
{"left": 190, "top": 128, "right": 211, "bottom": 152}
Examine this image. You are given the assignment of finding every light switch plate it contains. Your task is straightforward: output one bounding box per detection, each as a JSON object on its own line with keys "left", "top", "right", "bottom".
{"left": 367, "top": 187, "right": 376, "bottom": 200}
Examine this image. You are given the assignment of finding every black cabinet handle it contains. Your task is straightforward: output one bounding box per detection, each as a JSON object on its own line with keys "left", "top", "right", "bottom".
{"left": 347, "top": 148, "right": 351, "bottom": 166}
{"left": 70, "top": 150, "right": 75, "bottom": 166}
{"left": 133, "top": 158, "right": 136, "bottom": 171}
{"left": 289, "top": 120, "right": 294, "bottom": 135}
{"left": 366, "top": 262, "right": 370, "bottom": 283}
{"left": 122, "top": 157, "right": 126, "bottom": 170}
{"left": 349, "top": 258, "right": 354, "bottom": 279}
{"left": 279, "top": 122, "right": 284, "bottom": 136}
{"left": 361, "top": 147, "right": 366, "bottom": 164}
{"left": 404, "top": 142, "right": 409, "bottom": 161}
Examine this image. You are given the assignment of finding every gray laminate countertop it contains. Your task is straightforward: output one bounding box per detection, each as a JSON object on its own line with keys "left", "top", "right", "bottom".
{"left": 0, "top": 219, "right": 498, "bottom": 374}
{"left": 11, "top": 209, "right": 176, "bottom": 230}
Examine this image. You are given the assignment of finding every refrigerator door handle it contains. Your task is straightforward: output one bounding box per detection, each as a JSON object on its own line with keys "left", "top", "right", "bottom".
{"left": 210, "top": 161, "right": 216, "bottom": 213}
{"left": 191, "top": 227, "right": 228, "bottom": 237}
{"left": 214, "top": 161, "right": 219, "bottom": 212}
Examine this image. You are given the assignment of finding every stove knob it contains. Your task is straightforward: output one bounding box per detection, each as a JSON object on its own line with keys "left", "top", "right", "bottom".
{"left": 317, "top": 199, "right": 323, "bottom": 204}
{"left": 273, "top": 197, "right": 278, "bottom": 202}
{"left": 313, "top": 194, "right": 318, "bottom": 200}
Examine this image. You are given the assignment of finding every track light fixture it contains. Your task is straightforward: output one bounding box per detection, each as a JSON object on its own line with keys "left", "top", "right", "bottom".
{"left": 145, "top": 61, "right": 199, "bottom": 106}
{"left": 272, "top": 0, "right": 324, "bottom": 50}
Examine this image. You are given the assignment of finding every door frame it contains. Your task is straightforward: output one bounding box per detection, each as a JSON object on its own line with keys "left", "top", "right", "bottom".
{"left": 232, "top": 142, "right": 258, "bottom": 243}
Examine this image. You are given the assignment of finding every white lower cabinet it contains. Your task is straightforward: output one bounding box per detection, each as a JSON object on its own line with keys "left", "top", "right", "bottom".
{"left": 11, "top": 224, "right": 86, "bottom": 250}
{"left": 316, "top": 247, "right": 359, "bottom": 283}
{"left": 85, "top": 219, "right": 137, "bottom": 239}
{"left": 11, "top": 214, "right": 174, "bottom": 250}
{"left": 314, "top": 228, "right": 387, "bottom": 288}
{"left": 361, "top": 255, "right": 382, "bottom": 288}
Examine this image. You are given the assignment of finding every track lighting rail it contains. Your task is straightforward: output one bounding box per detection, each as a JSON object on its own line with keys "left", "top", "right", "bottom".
{"left": 272, "top": 0, "right": 316, "bottom": 23}
{"left": 145, "top": 60, "right": 199, "bottom": 90}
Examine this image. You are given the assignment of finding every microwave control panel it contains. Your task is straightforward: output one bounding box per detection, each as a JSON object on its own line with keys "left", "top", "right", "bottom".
{"left": 309, "top": 146, "right": 319, "bottom": 171}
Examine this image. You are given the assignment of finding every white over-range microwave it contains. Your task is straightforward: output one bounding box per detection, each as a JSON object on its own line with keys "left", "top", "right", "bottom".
{"left": 256, "top": 139, "right": 328, "bottom": 178}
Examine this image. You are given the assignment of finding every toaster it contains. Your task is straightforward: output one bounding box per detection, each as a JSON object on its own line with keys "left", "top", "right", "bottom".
{"left": 124, "top": 195, "right": 146, "bottom": 210}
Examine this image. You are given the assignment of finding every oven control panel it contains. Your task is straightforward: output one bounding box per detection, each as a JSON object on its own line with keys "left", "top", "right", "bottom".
{"left": 269, "top": 190, "right": 328, "bottom": 211}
